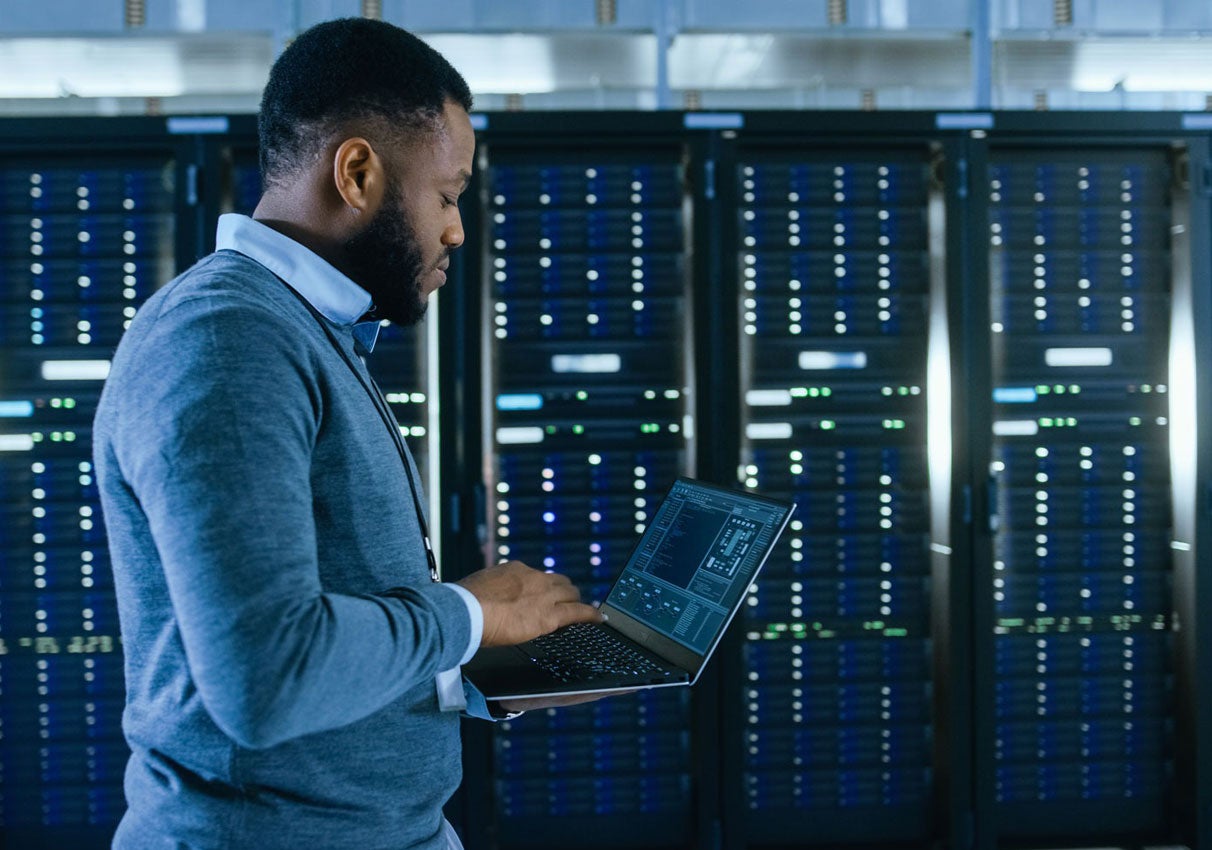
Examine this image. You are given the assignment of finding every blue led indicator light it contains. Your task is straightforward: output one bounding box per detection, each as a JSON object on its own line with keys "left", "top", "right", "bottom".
{"left": 1182, "top": 113, "right": 1212, "bottom": 131}
{"left": 683, "top": 112, "right": 744, "bottom": 130}
{"left": 166, "top": 116, "right": 230, "bottom": 135}
{"left": 0, "top": 400, "right": 35, "bottom": 418}
{"left": 936, "top": 112, "right": 994, "bottom": 130}
{"left": 993, "top": 387, "right": 1039, "bottom": 404}
{"left": 496, "top": 393, "right": 544, "bottom": 411}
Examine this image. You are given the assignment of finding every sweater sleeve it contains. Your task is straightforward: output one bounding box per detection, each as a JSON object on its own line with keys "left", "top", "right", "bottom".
{"left": 110, "top": 292, "right": 471, "bottom": 749}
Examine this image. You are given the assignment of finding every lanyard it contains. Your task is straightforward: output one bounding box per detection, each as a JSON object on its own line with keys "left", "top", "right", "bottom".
{"left": 277, "top": 278, "right": 441, "bottom": 583}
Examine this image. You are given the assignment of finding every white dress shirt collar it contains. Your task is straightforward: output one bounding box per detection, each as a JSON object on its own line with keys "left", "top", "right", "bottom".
{"left": 215, "top": 213, "right": 381, "bottom": 352}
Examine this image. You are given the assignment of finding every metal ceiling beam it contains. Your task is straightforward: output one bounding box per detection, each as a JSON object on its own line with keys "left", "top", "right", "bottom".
{"left": 972, "top": 0, "right": 991, "bottom": 109}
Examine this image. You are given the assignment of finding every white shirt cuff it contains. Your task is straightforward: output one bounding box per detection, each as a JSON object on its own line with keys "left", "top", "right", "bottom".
{"left": 443, "top": 582, "right": 483, "bottom": 667}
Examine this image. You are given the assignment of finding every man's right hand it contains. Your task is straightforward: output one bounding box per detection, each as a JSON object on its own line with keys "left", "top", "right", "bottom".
{"left": 456, "top": 560, "right": 602, "bottom": 647}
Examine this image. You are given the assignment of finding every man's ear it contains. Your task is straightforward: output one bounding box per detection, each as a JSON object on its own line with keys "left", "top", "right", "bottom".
{"left": 332, "top": 137, "right": 387, "bottom": 216}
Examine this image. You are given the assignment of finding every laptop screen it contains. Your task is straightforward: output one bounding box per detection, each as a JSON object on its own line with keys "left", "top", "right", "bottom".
{"left": 603, "top": 478, "right": 791, "bottom": 654}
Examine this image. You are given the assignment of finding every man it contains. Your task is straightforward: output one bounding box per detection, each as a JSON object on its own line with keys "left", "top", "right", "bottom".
{"left": 94, "top": 18, "right": 602, "bottom": 850}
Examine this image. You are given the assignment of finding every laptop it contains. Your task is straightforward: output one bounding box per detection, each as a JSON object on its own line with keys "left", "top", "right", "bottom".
{"left": 462, "top": 477, "right": 795, "bottom": 700}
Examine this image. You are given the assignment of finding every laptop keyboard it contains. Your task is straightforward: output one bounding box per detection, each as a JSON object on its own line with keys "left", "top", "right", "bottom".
{"left": 526, "top": 623, "right": 666, "bottom": 683}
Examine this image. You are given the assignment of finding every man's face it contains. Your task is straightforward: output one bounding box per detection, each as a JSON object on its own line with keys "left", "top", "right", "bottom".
{"left": 343, "top": 101, "right": 476, "bottom": 326}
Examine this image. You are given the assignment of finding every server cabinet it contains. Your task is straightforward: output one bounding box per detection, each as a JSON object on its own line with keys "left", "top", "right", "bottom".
{"left": 718, "top": 116, "right": 955, "bottom": 849}
{"left": 469, "top": 116, "right": 701, "bottom": 848}
{"left": 0, "top": 119, "right": 190, "bottom": 850}
{"left": 977, "top": 123, "right": 1202, "bottom": 848}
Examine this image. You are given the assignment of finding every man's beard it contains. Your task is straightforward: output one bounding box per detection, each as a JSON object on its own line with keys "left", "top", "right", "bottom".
{"left": 342, "top": 182, "right": 429, "bottom": 327}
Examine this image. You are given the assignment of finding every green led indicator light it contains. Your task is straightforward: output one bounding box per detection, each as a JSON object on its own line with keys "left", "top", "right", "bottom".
{"left": 820, "top": 420, "right": 836, "bottom": 430}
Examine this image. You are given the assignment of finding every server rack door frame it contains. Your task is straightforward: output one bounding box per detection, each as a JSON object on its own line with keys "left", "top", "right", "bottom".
{"left": 1171, "top": 130, "right": 1212, "bottom": 850}
{"left": 696, "top": 120, "right": 747, "bottom": 850}
{"left": 445, "top": 140, "right": 488, "bottom": 850}
{"left": 937, "top": 129, "right": 991, "bottom": 850}
{"left": 684, "top": 122, "right": 734, "bottom": 850}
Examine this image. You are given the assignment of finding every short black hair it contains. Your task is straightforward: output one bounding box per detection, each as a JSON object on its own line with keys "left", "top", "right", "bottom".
{"left": 258, "top": 17, "right": 473, "bottom": 189}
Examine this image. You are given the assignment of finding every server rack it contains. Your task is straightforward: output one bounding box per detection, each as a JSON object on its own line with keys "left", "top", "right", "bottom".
{"left": 0, "top": 118, "right": 192, "bottom": 850}
{"left": 466, "top": 114, "right": 703, "bottom": 849}
{"left": 970, "top": 115, "right": 1212, "bottom": 850}
{"left": 714, "top": 114, "right": 959, "bottom": 849}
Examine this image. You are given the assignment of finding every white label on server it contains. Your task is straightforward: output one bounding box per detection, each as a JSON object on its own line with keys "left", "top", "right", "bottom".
{"left": 496, "top": 427, "right": 546, "bottom": 445}
{"left": 745, "top": 422, "right": 794, "bottom": 440}
{"left": 551, "top": 353, "right": 622, "bottom": 374}
{"left": 40, "top": 360, "right": 111, "bottom": 381}
{"left": 0, "top": 434, "right": 35, "bottom": 452}
{"left": 745, "top": 389, "right": 793, "bottom": 407}
{"left": 1044, "top": 347, "right": 1113, "bottom": 368}
{"left": 992, "top": 420, "right": 1040, "bottom": 437}
{"left": 799, "top": 350, "right": 867, "bottom": 370}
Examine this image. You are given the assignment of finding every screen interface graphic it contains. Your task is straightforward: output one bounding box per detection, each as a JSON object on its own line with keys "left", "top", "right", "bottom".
{"left": 607, "top": 482, "right": 786, "bottom": 653}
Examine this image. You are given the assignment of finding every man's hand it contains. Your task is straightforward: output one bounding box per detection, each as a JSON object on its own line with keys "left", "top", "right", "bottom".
{"left": 456, "top": 560, "right": 602, "bottom": 647}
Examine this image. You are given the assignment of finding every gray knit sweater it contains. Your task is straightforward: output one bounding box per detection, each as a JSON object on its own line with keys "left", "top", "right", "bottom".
{"left": 94, "top": 250, "right": 472, "bottom": 849}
